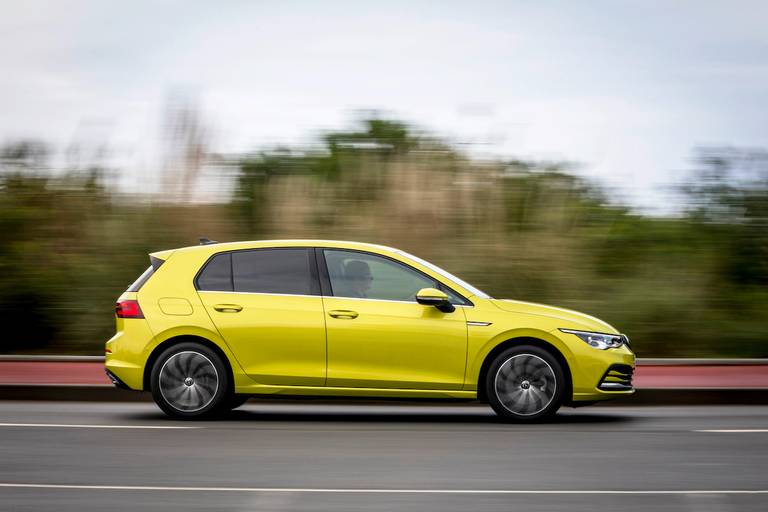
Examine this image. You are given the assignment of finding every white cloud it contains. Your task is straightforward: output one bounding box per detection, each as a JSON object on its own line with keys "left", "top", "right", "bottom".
{"left": 1, "top": 0, "right": 767, "bottom": 210}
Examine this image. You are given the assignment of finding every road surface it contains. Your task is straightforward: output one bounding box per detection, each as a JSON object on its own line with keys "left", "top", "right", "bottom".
{"left": 1, "top": 401, "right": 767, "bottom": 511}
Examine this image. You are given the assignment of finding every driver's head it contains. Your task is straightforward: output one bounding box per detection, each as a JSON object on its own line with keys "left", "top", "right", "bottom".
{"left": 344, "top": 260, "right": 372, "bottom": 297}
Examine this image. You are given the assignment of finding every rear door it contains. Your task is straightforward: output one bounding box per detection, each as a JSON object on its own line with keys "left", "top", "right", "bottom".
{"left": 197, "top": 247, "right": 326, "bottom": 386}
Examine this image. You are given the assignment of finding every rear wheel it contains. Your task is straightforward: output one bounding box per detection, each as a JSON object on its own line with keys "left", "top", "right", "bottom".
{"left": 486, "top": 345, "right": 564, "bottom": 421}
{"left": 150, "top": 342, "right": 230, "bottom": 419}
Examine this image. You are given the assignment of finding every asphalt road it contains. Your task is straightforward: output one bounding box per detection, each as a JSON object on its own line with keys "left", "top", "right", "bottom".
{"left": 1, "top": 401, "right": 767, "bottom": 511}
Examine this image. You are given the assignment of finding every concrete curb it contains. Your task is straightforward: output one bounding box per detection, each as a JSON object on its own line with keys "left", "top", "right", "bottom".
{"left": 637, "top": 358, "right": 768, "bottom": 366}
{"left": 0, "top": 385, "right": 765, "bottom": 405}
{"left": 610, "top": 388, "right": 768, "bottom": 406}
{"left": 0, "top": 385, "right": 151, "bottom": 402}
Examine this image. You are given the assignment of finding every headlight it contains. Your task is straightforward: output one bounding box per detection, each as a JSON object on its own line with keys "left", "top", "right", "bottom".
{"left": 560, "top": 328, "right": 624, "bottom": 350}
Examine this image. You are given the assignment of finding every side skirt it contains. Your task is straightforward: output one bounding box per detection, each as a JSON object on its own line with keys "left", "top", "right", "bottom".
{"left": 234, "top": 384, "right": 477, "bottom": 400}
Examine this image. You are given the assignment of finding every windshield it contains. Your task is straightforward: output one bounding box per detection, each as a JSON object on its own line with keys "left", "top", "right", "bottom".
{"left": 397, "top": 251, "right": 492, "bottom": 299}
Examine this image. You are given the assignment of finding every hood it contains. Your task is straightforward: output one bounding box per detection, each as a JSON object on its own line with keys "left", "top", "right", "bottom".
{"left": 491, "top": 299, "right": 618, "bottom": 334}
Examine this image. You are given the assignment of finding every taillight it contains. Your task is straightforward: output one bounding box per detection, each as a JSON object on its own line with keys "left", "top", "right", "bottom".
{"left": 116, "top": 300, "right": 144, "bottom": 318}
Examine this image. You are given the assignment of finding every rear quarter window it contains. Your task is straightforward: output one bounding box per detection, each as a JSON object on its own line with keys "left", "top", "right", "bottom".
{"left": 126, "top": 256, "right": 165, "bottom": 292}
{"left": 127, "top": 266, "right": 154, "bottom": 292}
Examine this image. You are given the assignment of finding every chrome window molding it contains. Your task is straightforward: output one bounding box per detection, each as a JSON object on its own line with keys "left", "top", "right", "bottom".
{"left": 198, "top": 289, "right": 474, "bottom": 307}
{"left": 198, "top": 290, "right": 319, "bottom": 299}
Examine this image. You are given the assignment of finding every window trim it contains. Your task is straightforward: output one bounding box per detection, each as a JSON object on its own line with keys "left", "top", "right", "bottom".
{"left": 127, "top": 265, "right": 154, "bottom": 293}
{"left": 194, "top": 247, "right": 321, "bottom": 296}
{"left": 317, "top": 248, "right": 473, "bottom": 306}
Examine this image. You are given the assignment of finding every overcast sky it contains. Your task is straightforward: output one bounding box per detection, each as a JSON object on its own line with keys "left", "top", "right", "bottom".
{"left": 2, "top": 1, "right": 767, "bottom": 210}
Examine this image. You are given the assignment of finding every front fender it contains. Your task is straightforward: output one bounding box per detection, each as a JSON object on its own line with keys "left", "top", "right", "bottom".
{"left": 464, "top": 327, "right": 576, "bottom": 391}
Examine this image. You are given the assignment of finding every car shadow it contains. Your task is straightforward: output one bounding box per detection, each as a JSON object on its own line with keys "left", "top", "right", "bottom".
{"left": 126, "top": 402, "right": 632, "bottom": 426}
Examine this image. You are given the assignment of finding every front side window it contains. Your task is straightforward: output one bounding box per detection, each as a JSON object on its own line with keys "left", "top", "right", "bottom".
{"left": 324, "top": 249, "right": 464, "bottom": 303}
{"left": 197, "top": 248, "right": 314, "bottom": 295}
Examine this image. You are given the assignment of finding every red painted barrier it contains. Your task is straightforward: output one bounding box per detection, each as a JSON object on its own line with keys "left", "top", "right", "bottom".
{"left": 635, "top": 365, "right": 768, "bottom": 388}
{"left": 1, "top": 361, "right": 768, "bottom": 388}
{"left": 0, "top": 362, "right": 110, "bottom": 385}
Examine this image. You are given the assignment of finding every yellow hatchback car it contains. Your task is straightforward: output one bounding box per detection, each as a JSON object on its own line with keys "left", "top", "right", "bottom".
{"left": 105, "top": 240, "right": 635, "bottom": 421}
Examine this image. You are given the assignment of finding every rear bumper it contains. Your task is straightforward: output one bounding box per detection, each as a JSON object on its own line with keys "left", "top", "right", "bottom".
{"left": 104, "top": 358, "right": 144, "bottom": 390}
{"left": 104, "top": 369, "right": 131, "bottom": 390}
{"left": 104, "top": 317, "right": 155, "bottom": 391}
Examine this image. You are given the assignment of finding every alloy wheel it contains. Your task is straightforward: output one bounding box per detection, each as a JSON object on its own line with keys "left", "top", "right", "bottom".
{"left": 158, "top": 351, "right": 219, "bottom": 412}
{"left": 494, "top": 354, "right": 557, "bottom": 416}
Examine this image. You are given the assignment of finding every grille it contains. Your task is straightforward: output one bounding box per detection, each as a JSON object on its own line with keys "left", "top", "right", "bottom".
{"left": 598, "top": 364, "right": 634, "bottom": 391}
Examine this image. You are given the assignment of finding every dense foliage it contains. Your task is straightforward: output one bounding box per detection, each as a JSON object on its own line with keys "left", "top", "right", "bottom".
{"left": 1, "top": 121, "right": 766, "bottom": 356}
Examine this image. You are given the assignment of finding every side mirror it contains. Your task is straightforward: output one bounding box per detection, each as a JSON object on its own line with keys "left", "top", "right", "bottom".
{"left": 416, "top": 288, "right": 455, "bottom": 313}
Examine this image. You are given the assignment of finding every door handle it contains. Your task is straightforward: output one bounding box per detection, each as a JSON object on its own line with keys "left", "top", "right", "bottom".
{"left": 213, "top": 304, "right": 243, "bottom": 313}
{"left": 328, "top": 309, "right": 358, "bottom": 319}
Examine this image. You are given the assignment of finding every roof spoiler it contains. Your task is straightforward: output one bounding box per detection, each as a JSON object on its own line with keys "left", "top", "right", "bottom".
{"left": 199, "top": 237, "right": 219, "bottom": 245}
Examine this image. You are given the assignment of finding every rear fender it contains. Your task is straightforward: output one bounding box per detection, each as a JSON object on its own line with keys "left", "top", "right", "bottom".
{"left": 143, "top": 326, "right": 253, "bottom": 389}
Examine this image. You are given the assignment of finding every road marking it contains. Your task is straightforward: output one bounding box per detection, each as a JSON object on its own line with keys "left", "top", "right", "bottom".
{"left": 695, "top": 429, "right": 768, "bottom": 433}
{"left": 0, "top": 483, "right": 766, "bottom": 494}
{"left": 0, "top": 423, "right": 199, "bottom": 430}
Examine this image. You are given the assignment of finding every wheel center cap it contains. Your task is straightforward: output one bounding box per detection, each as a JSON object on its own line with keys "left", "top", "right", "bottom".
{"left": 520, "top": 380, "right": 531, "bottom": 390}
{"left": 184, "top": 377, "right": 194, "bottom": 387}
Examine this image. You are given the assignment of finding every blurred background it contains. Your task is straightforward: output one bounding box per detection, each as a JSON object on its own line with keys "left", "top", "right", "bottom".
{"left": 1, "top": 1, "right": 766, "bottom": 357}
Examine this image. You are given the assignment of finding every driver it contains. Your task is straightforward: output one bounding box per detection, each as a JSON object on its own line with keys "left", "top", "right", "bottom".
{"left": 343, "top": 260, "right": 373, "bottom": 298}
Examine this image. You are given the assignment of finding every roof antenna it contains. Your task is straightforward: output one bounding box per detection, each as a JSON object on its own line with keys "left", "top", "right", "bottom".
{"left": 199, "top": 237, "right": 218, "bottom": 245}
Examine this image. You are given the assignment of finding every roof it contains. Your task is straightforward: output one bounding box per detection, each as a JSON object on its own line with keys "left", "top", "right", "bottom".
{"left": 153, "top": 239, "right": 401, "bottom": 258}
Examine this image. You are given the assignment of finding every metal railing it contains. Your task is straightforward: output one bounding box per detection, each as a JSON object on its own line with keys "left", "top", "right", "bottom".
{"left": 0, "top": 355, "right": 766, "bottom": 365}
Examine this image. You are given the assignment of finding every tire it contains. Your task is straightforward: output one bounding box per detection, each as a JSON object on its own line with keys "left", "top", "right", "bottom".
{"left": 228, "top": 394, "right": 250, "bottom": 410}
{"left": 485, "top": 345, "right": 565, "bottom": 422}
{"left": 150, "top": 342, "right": 230, "bottom": 419}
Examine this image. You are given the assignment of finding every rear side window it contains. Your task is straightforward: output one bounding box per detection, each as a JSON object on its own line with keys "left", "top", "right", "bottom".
{"left": 233, "top": 249, "right": 313, "bottom": 295}
{"left": 197, "top": 253, "right": 233, "bottom": 291}
{"left": 196, "top": 248, "right": 315, "bottom": 295}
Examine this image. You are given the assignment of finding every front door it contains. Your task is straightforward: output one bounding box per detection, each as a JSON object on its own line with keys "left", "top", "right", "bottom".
{"left": 321, "top": 249, "right": 468, "bottom": 390}
{"left": 197, "top": 248, "right": 326, "bottom": 386}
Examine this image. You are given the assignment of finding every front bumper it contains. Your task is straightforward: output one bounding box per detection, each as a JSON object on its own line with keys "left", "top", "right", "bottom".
{"left": 597, "top": 364, "right": 634, "bottom": 391}
{"left": 563, "top": 336, "right": 636, "bottom": 402}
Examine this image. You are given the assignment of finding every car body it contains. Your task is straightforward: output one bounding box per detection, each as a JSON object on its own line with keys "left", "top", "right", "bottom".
{"left": 105, "top": 240, "right": 635, "bottom": 420}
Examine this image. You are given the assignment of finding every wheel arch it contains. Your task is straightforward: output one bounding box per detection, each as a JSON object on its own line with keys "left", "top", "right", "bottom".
{"left": 142, "top": 334, "right": 235, "bottom": 393}
{"left": 475, "top": 336, "right": 573, "bottom": 404}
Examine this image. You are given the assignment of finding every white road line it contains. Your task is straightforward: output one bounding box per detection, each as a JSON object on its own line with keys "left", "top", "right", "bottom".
{"left": 0, "top": 483, "right": 766, "bottom": 494}
{"left": 695, "top": 429, "right": 768, "bottom": 433}
{"left": 0, "top": 423, "right": 199, "bottom": 430}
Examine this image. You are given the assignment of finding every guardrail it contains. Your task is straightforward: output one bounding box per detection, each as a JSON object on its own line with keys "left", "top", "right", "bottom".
{"left": 0, "top": 355, "right": 106, "bottom": 362}
{"left": 0, "top": 355, "right": 766, "bottom": 403}
{"left": 2, "top": 355, "right": 767, "bottom": 365}
{"left": 638, "top": 359, "right": 768, "bottom": 366}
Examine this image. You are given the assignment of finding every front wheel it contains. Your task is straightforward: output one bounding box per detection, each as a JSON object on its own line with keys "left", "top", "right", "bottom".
{"left": 486, "top": 345, "right": 565, "bottom": 421}
{"left": 150, "top": 342, "right": 230, "bottom": 419}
